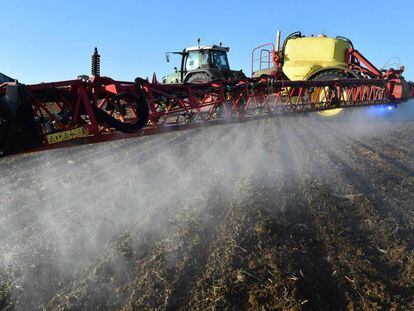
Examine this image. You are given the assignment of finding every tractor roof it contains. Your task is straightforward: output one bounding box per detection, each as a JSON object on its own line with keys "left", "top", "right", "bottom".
{"left": 185, "top": 45, "right": 229, "bottom": 53}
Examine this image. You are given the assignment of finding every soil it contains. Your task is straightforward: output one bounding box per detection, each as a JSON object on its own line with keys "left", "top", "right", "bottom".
{"left": 0, "top": 104, "right": 413, "bottom": 310}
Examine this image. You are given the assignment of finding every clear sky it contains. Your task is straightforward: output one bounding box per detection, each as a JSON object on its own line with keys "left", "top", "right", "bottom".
{"left": 1, "top": 0, "right": 413, "bottom": 83}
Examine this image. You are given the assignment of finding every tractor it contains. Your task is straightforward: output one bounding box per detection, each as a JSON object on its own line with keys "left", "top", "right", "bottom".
{"left": 162, "top": 40, "right": 245, "bottom": 84}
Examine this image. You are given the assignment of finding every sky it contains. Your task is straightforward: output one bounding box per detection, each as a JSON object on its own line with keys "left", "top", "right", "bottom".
{"left": 1, "top": 0, "right": 413, "bottom": 83}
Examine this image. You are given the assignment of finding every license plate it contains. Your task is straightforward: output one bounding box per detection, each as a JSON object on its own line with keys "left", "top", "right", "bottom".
{"left": 46, "top": 127, "right": 88, "bottom": 144}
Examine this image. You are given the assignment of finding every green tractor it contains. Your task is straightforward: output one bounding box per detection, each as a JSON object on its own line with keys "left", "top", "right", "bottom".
{"left": 162, "top": 40, "right": 245, "bottom": 84}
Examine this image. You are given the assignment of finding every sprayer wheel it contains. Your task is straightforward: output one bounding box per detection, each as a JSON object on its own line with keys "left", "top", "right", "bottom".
{"left": 310, "top": 70, "right": 351, "bottom": 117}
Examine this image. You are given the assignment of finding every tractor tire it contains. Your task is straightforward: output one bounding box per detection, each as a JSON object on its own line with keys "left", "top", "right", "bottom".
{"left": 94, "top": 91, "right": 149, "bottom": 133}
{"left": 185, "top": 72, "right": 211, "bottom": 84}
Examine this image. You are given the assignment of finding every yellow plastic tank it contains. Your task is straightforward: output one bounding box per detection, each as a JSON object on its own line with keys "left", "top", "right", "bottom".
{"left": 282, "top": 36, "right": 351, "bottom": 81}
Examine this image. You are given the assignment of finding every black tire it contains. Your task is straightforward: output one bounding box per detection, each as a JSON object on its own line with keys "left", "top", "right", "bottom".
{"left": 310, "top": 70, "right": 349, "bottom": 81}
{"left": 94, "top": 91, "right": 149, "bottom": 133}
{"left": 231, "top": 70, "right": 246, "bottom": 81}
{"left": 184, "top": 72, "right": 211, "bottom": 84}
{"left": 312, "top": 70, "right": 350, "bottom": 107}
{"left": 0, "top": 96, "right": 12, "bottom": 123}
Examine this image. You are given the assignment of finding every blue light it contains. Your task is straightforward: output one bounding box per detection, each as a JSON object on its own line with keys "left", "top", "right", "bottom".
{"left": 365, "top": 104, "right": 397, "bottom": 117}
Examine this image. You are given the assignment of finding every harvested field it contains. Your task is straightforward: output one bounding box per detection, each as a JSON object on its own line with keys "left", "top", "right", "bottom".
{"left": 1, "top": 102, "right": 413, "bottom": 310}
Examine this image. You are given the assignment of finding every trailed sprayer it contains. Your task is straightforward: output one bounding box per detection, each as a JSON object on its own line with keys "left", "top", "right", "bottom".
{"left": 0, "top": 31, "right": 412, "bottom": 156}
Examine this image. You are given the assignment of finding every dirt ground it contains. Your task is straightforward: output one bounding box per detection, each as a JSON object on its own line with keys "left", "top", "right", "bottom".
{"left": 0, "top": 103, "right": 413, "bottom": 310}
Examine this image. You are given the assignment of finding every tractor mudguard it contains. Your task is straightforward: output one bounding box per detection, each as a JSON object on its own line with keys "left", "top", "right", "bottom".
{"left": 0, "top": 84, "right": 42, "bottom": 156}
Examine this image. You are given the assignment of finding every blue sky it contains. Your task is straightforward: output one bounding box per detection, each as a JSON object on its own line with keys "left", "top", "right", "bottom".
{"left": 1, "top": 0, "right": 413, "bottom": 83}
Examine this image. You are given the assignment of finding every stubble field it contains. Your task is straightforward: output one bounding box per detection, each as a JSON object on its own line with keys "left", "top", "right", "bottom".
{"left": 1, "top": 103, "right": 413, "bottom": 310}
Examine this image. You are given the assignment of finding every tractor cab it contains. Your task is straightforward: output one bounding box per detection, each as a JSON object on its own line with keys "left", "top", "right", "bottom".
{"left": 185, "top": 46, "right": 230, "bottom": 71}
{"left": 163, "top": 43, "right": 245, "bottom": 84}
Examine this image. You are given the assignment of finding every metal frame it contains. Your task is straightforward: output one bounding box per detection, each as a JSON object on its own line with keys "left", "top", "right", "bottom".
{"left": 251, "top": 43, "right": 275, "bottom": 75}
{"left": 0, "top": 73, "right": 411, "bottom": 154}
{"left": 0, "top": 76, "right": 142, "bottom": 146}
{"left": 1, "top": 41, "right": 413, "bottom": 155}
{"left": 142, "top": 77, "right": 391, "bottom": 128}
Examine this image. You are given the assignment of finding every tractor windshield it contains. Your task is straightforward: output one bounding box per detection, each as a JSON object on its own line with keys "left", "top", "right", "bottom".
{"left": 212, "top": 50, "right": 230, "bottom": 70}
{"left": 185, "top": 49, "right": 230, "bottom": 71}
{"left": 186, "top": 51, "right": 200, "bottom": 70}
{"left": 185, "top": 50, "right": 211, "bottom": 71}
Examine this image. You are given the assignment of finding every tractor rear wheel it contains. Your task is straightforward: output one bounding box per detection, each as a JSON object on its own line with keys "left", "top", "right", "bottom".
{"left": 185, "top": 72, "right": 211, "bottom": 84}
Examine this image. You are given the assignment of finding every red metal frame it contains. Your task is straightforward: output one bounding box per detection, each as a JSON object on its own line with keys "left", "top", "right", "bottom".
{"left": 0, "top": 77, "right": 140, "bottom": 146}
{"left": 1, "top": 59, "right": 412, "bottom": 154}
{"left": 139, "top": 77, "right": 392, "bottom": 129}
{"left": 346, "top": 49, "right": 382, "bottom": 78}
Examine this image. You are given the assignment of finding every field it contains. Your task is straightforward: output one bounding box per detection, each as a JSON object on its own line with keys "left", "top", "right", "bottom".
{"left": 0, "top": 103, "right": 413, "bottom": 310}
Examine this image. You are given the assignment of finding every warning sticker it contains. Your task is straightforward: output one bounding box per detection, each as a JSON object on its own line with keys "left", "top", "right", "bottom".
{"left": 46, "top": 127, "right": 88, "bottom": 144}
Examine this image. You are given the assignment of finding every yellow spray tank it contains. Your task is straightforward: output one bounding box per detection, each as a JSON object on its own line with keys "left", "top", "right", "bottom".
{"left": 252, "top": 32, "right": 362, "bottom": 117}
{"left": 282, "top": 34, "right": 351, "bottom": 81}
{"left": 282, "top": 34, "right": 353, "bottom": 117}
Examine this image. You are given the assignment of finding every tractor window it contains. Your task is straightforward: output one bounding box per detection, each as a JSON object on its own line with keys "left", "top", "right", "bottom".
{"left": 201, "top": 51, "right": 212, "bottom": 66}
{"left": 185, "top": 51, "right": 200, "bottom": 71}
{"left": 212, "top": 51, "right": 230, "bottom": 70}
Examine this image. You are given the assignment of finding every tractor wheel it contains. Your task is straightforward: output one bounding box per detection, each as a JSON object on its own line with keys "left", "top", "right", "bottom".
{"left": 310, "top": 70, "right": 349, "bottom": 117}
{"left": 185, "top": 72, "right": 211, "bottom": 84}
{"left": 94, "top": 91, "right": 149, "bottom": 133}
